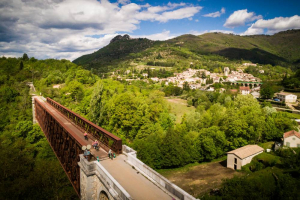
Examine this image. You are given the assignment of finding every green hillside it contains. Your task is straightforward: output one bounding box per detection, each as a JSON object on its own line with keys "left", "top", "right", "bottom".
{"left": 73, "top": 30, "right": 300, "bottom": 73}
{"left": 73, "top": 34, "right": 157, "bottom": 73}
{"left": 173, "top": 30, "right": 300, "bottom": 65}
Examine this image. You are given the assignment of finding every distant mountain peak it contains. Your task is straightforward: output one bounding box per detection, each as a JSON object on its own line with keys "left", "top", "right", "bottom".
{"left": 110, "top": 34, "right": 132, "bottom": 44}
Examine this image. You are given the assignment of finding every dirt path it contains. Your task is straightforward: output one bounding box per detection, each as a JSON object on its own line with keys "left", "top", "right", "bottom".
{"left": 161, "top": 160, "right": 242, "bottom": 198}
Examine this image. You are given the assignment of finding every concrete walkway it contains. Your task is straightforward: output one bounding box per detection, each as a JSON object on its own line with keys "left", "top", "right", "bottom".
{"left": 101, "top": 155, "right": 172, "bottom": 200}
{"left": 35, "top": 96, "right": 173, "bottom": 200}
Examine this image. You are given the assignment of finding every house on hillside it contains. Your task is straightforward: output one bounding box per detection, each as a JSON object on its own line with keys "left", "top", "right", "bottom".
{"left": 283, "top": 130, "right": 300, "bottom": 148}
{"left": 229, "top": 89, "right": 238, "bottom": 95}
{"left": 224, "top": 67, "right": 230, "bottom": 76}
{"left": 227, "top": 145, "right": 264, "bottom": 170}
{"left": 276, "top": 92, "right": 297, "bottom": 103}
{"left": 239, "top": 86, "right": 251, "bottom": 95}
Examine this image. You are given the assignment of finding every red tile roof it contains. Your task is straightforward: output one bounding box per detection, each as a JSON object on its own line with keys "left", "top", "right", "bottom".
{"left": 239, "top": 86, "right": 251, "bottom": 91}
{"left": 283, "top": 130, "right": 300, "bottom": 139}
{"left": 230, "top": 89, "right": 238, "bottom": 93}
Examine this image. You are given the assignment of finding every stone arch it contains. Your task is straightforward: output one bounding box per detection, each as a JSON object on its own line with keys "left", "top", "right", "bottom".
{"left": 99, "top": 191, "right": 109, "bottom": 200}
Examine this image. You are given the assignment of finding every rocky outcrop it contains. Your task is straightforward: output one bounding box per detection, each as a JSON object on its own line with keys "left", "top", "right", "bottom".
{"left": 110, "top": 34, "right": 132, "bottom": 44}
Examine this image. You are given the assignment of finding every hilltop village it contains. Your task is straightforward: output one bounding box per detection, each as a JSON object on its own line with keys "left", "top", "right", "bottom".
{"left": 113, "top": 63, "right": 262, "bottom": 93}
{"left": 112, "top": 63, "right": 299, "bottom": 104}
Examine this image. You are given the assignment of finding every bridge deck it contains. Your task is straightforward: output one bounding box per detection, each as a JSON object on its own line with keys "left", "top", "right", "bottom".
{"left": 36, "top": 97, "right": 172, "bottom": 200}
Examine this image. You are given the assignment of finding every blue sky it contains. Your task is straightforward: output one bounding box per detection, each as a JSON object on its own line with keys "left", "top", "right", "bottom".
{"left": 129, "top": 0, "right": 300, "bottom": 36}
{"left": 0, "top": 0, "right": 299, "bottom": 60}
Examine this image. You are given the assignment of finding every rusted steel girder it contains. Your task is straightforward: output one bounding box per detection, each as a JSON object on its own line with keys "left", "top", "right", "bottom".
{"left": 35, "top": 99, "right": 81, "bottom": 197}
{"left": 46, "top": 97, "right": 122, "bottom": 154}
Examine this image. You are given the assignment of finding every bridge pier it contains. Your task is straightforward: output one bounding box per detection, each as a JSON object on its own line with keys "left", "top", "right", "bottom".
{"left": 78, "top": 155, "right": 131, "bottom": 200}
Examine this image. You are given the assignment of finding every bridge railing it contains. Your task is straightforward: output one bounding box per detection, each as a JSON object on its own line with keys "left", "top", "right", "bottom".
{"left": 46, "top": 98, "right": 122, "bottom": 154}
{"left": 35, "top": 97, "right": 82, "bottom": 197}
{"left": 79, "top": 155, "right": 132, "bottom": 200}
{"left": 123, "top": 145, "right": 197, "bottom": 200}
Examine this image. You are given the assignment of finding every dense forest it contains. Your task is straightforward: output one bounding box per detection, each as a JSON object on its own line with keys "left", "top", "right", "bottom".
{"left": 1, "top": 53, "right": 299, "bottom": 199}
{"left": 0, "top": 55, "right": 78, "bottom": 199}
{"left": 282, "top": 69, "right": 300, "bottom": 90}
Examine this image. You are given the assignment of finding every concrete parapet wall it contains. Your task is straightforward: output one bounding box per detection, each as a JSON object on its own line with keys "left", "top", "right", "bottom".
{"left": 32, "top": 95, "right": 37, "bottom": 124}
{"left": 122, "top": 145, "right": 197, "bottom": 200}
{"left": 78, "top": 155, "right": 132, "bottom": 200}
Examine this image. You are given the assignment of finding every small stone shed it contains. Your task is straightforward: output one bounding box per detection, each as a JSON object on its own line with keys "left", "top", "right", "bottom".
{"left": 283, "top": 130, "right": 300, "bottom": 148}
{"left": 227, "top": 145, "right": 264, "bottom": 170}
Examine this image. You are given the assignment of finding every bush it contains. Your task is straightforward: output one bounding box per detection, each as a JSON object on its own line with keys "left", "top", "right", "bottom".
{"left": 242, "top": 152, "right": 281, "bottom": 172}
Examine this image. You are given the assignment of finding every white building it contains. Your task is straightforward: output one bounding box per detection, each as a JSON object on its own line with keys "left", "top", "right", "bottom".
{"left": 227, "top": 145, "right": 264, "bottom": 170}
{"left": 239, "top": 86, "right": 251, "bottom": 95}
{"left": 251, "top": 91, "right": 260, "bottom": 98}
{"left": 276, "top": 92, "right": 297, "bottom": 103}
{"left": 283, "top": 130, "right": 300, "bottom": 148}
{"left": 224, "top": 67, "right": 230, "bottom": 76}
{"left": 242, "top": 63, "right": 257, "bottom": 67}
{"left": 207, "top": 87, "right": 214, "bottom": 92}
{"left": 142, "top": 73, "right": 148, "bottom": 78}
{"left": 150, "top": 77, "right": 159, "bottom": 82}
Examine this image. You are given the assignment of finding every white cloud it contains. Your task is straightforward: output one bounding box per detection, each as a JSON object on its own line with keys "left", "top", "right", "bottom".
{"left": 132, "top": 30, "right": 178, "bottom": 41}
{"left": 190, "top": 29, "right": 233, "bottom": 35}
{"left": 242, "top": 24, "right": 264, "bottom": 35}
{"left": 0, "top": 0, "right": 202, "bottom": 60}
{"left": 0, "top": 34, "right": 118, "bottom": 61}
{"left": 203, "top": 7, "right": 225, "bottom": 18}
{"left": 118, "top": 0, "right": 131, "bottom": 5}
{"left": 224, "top": 9, "right": 262, "bottom": 28}
{"left": 243, "top": 15, "right": 300, "bottom": 35}
{"left": 136, "top": 6, "right": 202, "bottom": 23}
{"left": 189, "top": 30, "right": 208, "bottom": 35}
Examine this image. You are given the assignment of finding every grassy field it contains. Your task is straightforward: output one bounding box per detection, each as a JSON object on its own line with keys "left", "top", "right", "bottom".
{"left": 258, "top": 141, "right": 274, "bottom": 150}
{"left": 287, "top": 112, "right": 300, "bottom": 119}
{"left": 157, "top": 157, "right": 242, "bottom": 198}
{"left": 165, "top": 97, "right": 196, "bottom": 123}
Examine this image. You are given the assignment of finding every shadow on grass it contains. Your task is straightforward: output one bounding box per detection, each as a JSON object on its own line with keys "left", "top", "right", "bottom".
{"left": 214, "top": 47, "right": 287, "bottom": 65}
{"left": 219, "top": 159, "right": 227, "bottom": 167}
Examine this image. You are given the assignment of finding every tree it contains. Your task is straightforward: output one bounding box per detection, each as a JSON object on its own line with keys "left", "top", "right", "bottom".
{"left": 234, "top": 94, "right": 261, "bottom": 109}
{"left": 65, "top": 80, "right": 84, "bottom": 102}
{"left": 197, "top": 126, "right": 227, "bottom": 160}
{"left": 22, "top": 53, "right": 29, "bottom": 61}
{"left": 160, "top": 128, "right": 186, "bottom": 167}
{"left": 89, "top": 81, "right": 104, "bottom": 125}
{"left": 156, "top": 53, "right": 163, "bottom": 59}
{"left": 183, "top": 81, "right": 190, "bottom": 91}
{"left": 260, "top": 83, "right": 274, "bottom": 99}
{"left": 19, "top": 61, "right": 24, "bottom": 70}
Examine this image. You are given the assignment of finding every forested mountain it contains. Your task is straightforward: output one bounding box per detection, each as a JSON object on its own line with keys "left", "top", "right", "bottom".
{"left": 73, "top": 34, "right": 156, "bottom": 73}
{"left": 73, "top": 30, "right": 300, "bottom": 73}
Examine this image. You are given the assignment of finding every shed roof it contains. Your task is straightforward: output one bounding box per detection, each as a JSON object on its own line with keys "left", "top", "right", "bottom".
{"left": 277, "top": 92, "right": 296, "bottom": 96}
{"left": 283, "top": 130, "right": 300, "bottom": 139}
{"left": 227, "top": 145, "right": 264, "bottom": 159}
